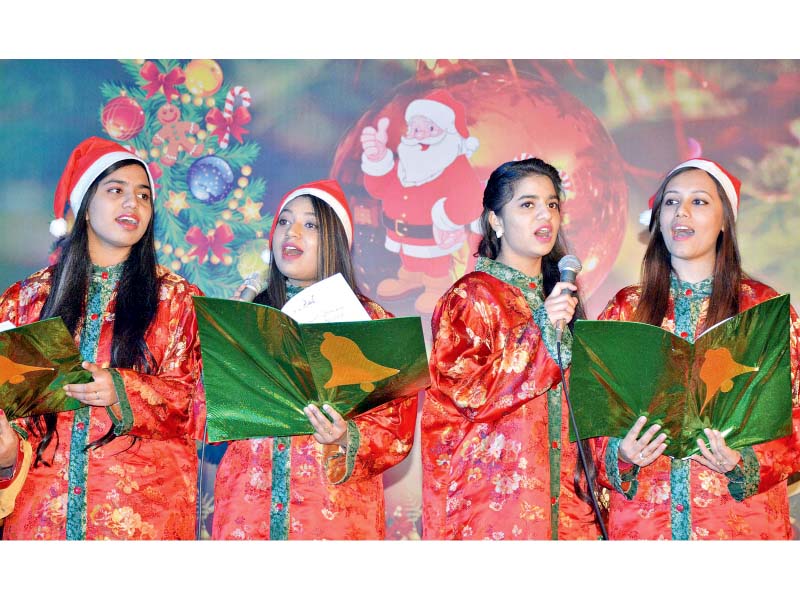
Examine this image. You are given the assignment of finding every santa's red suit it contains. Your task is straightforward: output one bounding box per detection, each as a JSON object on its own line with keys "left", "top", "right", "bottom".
{"left": 362, "top": 151, "right": 483, "bottom": 312}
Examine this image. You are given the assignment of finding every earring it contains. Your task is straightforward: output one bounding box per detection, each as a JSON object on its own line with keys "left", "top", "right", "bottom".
{"left": 495, "top": 229, "right": 503, "bottom": 239}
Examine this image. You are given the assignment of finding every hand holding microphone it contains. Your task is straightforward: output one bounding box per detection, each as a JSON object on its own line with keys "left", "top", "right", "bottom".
{"left": 234, "top": 272, "right": 264, "bottom": 302}
{"left": 545, "top": 255, "right": 582, "bottom": 344}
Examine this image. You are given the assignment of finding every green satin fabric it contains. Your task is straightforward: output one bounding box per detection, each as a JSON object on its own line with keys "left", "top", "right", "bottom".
{"left": 194, "top": 296, "right": 430, "bottom": 441}
{"left": 0, "top": 317, "right": 91, "bottom": 420}
{"left": 570, "top": 294, "right": 792, "bottom": 458}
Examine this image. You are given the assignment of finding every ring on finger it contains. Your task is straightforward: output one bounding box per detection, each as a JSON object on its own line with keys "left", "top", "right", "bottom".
{"left": 638, "top": 451, "right": 644, "bottom": 461}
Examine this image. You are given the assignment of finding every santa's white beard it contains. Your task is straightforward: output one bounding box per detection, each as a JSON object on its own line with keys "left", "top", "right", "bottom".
{"left": 397, "top": 132, "right": 462, "bottom": 187}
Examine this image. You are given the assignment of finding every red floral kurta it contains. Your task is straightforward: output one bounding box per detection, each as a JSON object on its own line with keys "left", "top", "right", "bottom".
{"left": 0, "top": 264, "right": 204, "bottom": 540}
{"left": 595, "top": 278, "right": 800, "bottom": 540}
{"left": 421, "top": 259, "right": 599, "bottom": 540}
{"left": 211, "top": 298, "right": 418, "bottom": 540}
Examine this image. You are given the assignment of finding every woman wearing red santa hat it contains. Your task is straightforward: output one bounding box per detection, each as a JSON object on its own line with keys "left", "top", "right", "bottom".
{"left": 421, "top": 158, "right": 601, "bottom": 540}
{"left": 0, "top": 136, "right": 205, "bottom": 540}
{"left": 211, "top": 179, "right": 417, "bottom": 540}
{"left": 594, "top": 158, "right": 800, "bottom": 539}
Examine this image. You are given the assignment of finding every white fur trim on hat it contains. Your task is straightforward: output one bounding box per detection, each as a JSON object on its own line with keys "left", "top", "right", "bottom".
{"left": 69, "top": 151, "right": 154, "bottom": 218}
{"left": 280, "top": 187, "right": 353, "bottom": 247}
{"left": 405, "top": 98, "right": 455, "bottom": 131}
{"left": 667, "top": 159, "right": 739, "bottom": 219}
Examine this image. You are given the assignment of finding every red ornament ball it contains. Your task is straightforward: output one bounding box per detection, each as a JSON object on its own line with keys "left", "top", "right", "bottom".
{"left": 102, "top": 95, "right": 145, "bottom": 141}
{"left": 332, "top": 63, "right": 628, "bottom": 305}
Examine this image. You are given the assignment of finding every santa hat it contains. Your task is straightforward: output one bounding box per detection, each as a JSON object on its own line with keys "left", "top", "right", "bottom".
{"left": 267, "top": 179, "right": 354, "bottom": 258}
{"left": 51, "top": 136, "right": 155, "bottom": 237}
{"left": 405, "top": 89, "right": 480, "bottom": 158}
{"left": 639, "top": 158, "right": 741, "bottom": 227}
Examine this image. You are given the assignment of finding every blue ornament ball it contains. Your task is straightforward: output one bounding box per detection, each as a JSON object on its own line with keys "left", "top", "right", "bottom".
{"left": 187, "top": 156, "right": 235, "bottom": 203}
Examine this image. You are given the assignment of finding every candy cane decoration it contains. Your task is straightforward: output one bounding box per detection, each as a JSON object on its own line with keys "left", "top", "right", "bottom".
{"left": 218, "top": 86, "right": 251, "bottom": 149}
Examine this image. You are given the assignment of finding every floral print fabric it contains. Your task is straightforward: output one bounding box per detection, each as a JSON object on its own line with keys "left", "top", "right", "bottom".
{"left": 0, "top": 265, "right": 205, "bottom": 540}
{"left": 595, "top": 278, "right": 800, "bottom": 539}
{"left": 211, "top": 298, "right": 418, "bottom": 540}
{"left": 421, "top": 258, "right": 598, "bottom": 540}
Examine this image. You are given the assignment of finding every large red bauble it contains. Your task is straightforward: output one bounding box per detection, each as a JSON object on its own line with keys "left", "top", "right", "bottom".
{"left": 332, "top": 63, "right": 628, "bottom": 306}
{"left": 102, "top": 95, "right": 145, "bottom": 141}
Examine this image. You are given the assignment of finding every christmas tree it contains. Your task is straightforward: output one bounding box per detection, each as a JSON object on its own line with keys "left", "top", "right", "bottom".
{"left": 97, "top": 59, "right": 271, "bottom": 299}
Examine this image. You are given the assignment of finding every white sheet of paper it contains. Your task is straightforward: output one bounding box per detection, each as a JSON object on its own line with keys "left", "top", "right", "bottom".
{"left": 280, "top": 273, "right": 371, "bottom": 324}
{"left": 0, "top": 320, "right": 16, "bottom": 332}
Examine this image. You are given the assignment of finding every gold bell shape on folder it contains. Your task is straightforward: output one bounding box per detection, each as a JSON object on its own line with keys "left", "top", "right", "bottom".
{"left": 0, "top": 355, "right": 54, "bottom": 386}
{"left": 698, "top": 347, "right": 758, "bottom": 413}
{"left": 321, "top": 332, "right": 399, "bottom": 392}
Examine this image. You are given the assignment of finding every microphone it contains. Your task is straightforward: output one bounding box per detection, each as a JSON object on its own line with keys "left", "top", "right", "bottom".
{"left": 239, "top": 272, "right": 263, "bottom": 303}
{"left": 555, "top": 255, "right": 582, "bottom": 344}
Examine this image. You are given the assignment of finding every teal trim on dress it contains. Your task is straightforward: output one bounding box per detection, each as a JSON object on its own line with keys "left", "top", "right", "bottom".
{"left": 66, "top": 263, "right": 123, "bottom": 540}
{"left": 725, "top": 446, "right": 760, "bottom": 501}
{"left": 266, "top": 282, "right": 307, "bottom": 540}
{"left": 10, "top": 423, "right": 27, "bottom": 441}
{"left": 547, "top": 387, "right": 562, "bottom": 540}
{"left": 667, "top": 272, "right": 712, "bottom": 541}
{"left": 606, "top": 438, "right": 640, "bottom": 499}
{"left": 269, "top": 436, "right": 291, "bottom": 540}
{"left": 106, "top": 368, "right": 133, "bottom": 435}
{"left": 327, "top": 420, "right": 361, "bottom": 485}
{"left": 670, "top": 459, "right": 691, "bottom": 540}
{"left": 65, "top": 406, "right": 91, "bottom": 540}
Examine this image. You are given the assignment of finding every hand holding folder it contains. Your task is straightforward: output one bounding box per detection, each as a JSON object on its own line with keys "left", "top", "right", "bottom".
{"left": 569, "top": 295, "right": 793, "bottom": 459}
{"left": 0, "top": 317, "right": 91, "bottom": 420}
{"left": 194, "top": 279, "right": 430, "bottom": 442}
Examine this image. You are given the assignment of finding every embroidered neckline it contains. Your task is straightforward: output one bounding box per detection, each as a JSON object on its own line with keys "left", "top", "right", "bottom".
{"left": 90, "top": 262, "right": 125, "bottom": 285}
{"left": 286, "top": 283, "right": 304, "bottom": 300}
{"left": 476, "top": 257, "right": 543, "bottom": 294}
{"left": 670, "top": 272, "right": 713, "bottom": 299}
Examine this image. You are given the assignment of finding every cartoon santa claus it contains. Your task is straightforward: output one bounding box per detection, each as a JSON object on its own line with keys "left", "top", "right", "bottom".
{"left": 360, "top": 90, "right": 483, "bottom": 314}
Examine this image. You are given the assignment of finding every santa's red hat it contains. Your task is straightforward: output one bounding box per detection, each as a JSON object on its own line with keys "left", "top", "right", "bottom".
{"left": 639, "top": 158, "right": 741, "bottom": 226}
{"left": 405, "top": 90, "right": 480, "bottom": 158}
{"left": 51, "top": 136, "right": 155, "bottom": 237}
{"left": 268, "top": 179, "right": 354, "bottom": 251}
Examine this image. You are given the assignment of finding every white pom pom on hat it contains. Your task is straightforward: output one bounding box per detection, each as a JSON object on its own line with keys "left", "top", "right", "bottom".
{"left": 49, "top": 218, "right": 68, "bottom": 238}
{"left": 50, "top": 136, "right": 155, "bottom": 237}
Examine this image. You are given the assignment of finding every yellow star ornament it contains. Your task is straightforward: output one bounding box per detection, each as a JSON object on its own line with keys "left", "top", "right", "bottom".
{"left": 238, "top": 197, "right": 264, "bottom": 224}
{"left": 165, "top": 191, "right": 189, "bottom": 216}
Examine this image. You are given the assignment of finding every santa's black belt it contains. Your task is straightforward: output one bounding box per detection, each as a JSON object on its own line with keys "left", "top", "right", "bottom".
{"left": 382, "top": 214, "right": 434, "bottom": 238}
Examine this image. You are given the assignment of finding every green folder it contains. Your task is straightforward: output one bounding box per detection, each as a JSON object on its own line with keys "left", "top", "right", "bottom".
{"left": 0, "top": 317, "right": 90, "bottom": 420}
{"left": 569, "top": 295, "right": 792, "bottom": 458}
{"left": 193, "top": 296, "right": 430, "bottom": 442}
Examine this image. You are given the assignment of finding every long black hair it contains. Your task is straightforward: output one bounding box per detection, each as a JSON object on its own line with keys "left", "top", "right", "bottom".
{"left": 478, "top": 157, "right": 597, "bottom": 513}
{"left": 31, "top": 159, "right": 161, "bottom": 466}
{"left": 254, "top": 194, "right": 360, "bottom": 309}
